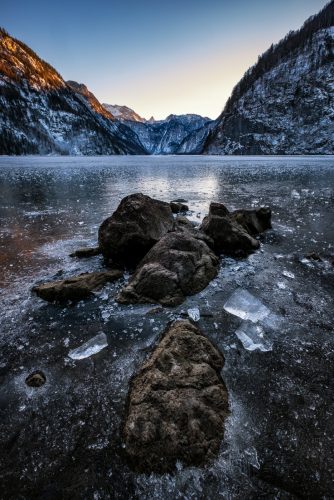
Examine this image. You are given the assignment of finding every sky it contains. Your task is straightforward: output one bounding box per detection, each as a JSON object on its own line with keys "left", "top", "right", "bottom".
{"left": 2, "top": 0, "right": 330, "bottom": 119}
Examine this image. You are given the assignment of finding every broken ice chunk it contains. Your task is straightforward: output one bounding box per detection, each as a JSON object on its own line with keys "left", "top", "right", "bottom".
{"left": 291, "top": 189, "right": 301, "bottom": 199}
{"left": 224, "top": 289, "right": 270, "bottom": 323}
{"left": 277, "top": 281, "right": 287, "bottom": 289}
{"left": 235, "top": 322, "right": 273, "bottom": 352}
{"left": 262, "top": 313, "right": 282, "bottom": 331}
{"left": 187, "top": 307, "right": 200, "bottom": 322}
{"left": 68, "top": 332, "right": 108, "bottom": 360}
{"left": 282, "top": 270, "right": 295, "bottom": 279}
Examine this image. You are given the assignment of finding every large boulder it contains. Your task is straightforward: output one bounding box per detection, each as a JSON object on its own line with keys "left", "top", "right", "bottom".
{"left": 98, "top": 193, "right": 174, "bottom": 267}
{"left": 200, "top": 202, "right": 271, "bottom": 257}
{"left": 123, "top": 320, "right": 229, "bottom": 473}
{"left": 117, "top": 231, "right": 219, "bottom": 306}
{"left": 32, "top": 270, "right": 122, "bottom": 302}
{"left": 230, "top": 207, "right": 272, "bottom": 236}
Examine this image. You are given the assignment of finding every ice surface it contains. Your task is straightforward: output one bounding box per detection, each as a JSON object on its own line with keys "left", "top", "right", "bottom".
{"left": 235, "top": 322, "right": 273, "bottom": 352}
{"left": 68, "top": 332, "right": 108, "bottom": 360}
{"left": 224, "top": 289, "right": 270, "bottom": 323}
{"left": 187, "top": 307, "right": 200, "bottom": 322}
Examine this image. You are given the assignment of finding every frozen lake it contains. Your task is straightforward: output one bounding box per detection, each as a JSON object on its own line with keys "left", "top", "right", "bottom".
{"left": 0, "top": 155, "right": 334, "bottom": 498}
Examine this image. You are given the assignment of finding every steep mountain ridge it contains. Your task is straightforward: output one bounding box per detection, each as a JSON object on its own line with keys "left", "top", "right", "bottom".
{"left": 0, "top": 29, "right": 145, "bottom": 155}
{"left": 204, "top": 1, "right": 334, "bottom": 154}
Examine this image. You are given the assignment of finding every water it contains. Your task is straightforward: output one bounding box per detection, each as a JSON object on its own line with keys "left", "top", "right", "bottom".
{"left": 0, "top": 155, "right": 333, "bottom": 498}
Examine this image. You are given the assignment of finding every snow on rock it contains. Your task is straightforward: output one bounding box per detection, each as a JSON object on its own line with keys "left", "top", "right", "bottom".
{"left": 204, "top": 5, "right": 334, "bottom": 155}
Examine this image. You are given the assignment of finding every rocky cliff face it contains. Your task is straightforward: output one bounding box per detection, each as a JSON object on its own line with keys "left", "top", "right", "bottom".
{"left": 0, "top": 29, "right": 145, "bottom": 155}
{"left": 121, "top": 113, "right": 213, "bottom": 154}
{"left": 204, "top": 2, "right": 334, "bottom": 154}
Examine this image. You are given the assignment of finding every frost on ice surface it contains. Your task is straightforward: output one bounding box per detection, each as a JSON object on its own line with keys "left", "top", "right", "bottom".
{"left": 187, "top": 307, "right": 200, "bottom": 322}
{"left": 68, "top": 332, "right": 108, "bottom": 360}
{"left": 235, "top": 322, "right": 273, "bottom": 352}
{"left": 224, "top": 289, "right": 270, "bottom": 323}
{"left": 291, "top": 189, "right": 301, "bottom": 199}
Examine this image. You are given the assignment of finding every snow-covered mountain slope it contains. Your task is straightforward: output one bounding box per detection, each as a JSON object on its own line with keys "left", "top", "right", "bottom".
{"left": 123, "top": 113, "right": 213, "bottom": 154}
{"left": 204, "top": 2, "right": 334, "bottom": 154}
{"left": 102, "top": 103, "right": 146, "bottom": 122}
{"left": 0, "top": 29, "right": 145, "bottom": 155}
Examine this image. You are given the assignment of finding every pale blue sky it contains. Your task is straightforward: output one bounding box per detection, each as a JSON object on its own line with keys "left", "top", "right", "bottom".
{"left": 2, "top": 0, "right": 330, "bottom": 118}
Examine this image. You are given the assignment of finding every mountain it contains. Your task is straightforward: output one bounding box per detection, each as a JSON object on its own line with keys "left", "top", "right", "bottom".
{"left": 119, "top": 113, "right": 213, "bottom": 154}
{"left": 204, "top": 1, "right": 334, "bottom": 154}
{"left": 0, "top": 29, "right": 145, "bottom": 155}
{"left": 101, "top": 103, "right": 213, "bottom": 154}
{"left": 102, "top": 104, "right": 146, "bottom": 122}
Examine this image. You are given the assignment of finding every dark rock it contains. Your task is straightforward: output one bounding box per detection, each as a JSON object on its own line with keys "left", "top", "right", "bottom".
{"left": 98, "top": 193, "right": 174, "bottom": 267}
{"left": 209, "top": 201, "right": 230, "bottom": 218}
{"left": 171, "top": 198, "right": 188, "bottom": 203}
{"left": 32, "top": 270, "right": 122, "bottom": 303}
{"left": 170, "top": 201, "right": 189, "bottom": 214}
{"left": 117, "top": 231, "right": 219, "bottom": 306}
{"left": 200, "top": 202, "right": 271, "bottom": 256}
{"left": 230, "top": 207, "right": 272, "bottom": 236}
{"left": 201, "top": 212, "right": 260, "bottom": 256}
{"left": 123, "top": 320, "right": 229, "bottom": 473}
{"left": 305, "top": 252, "right": 322, "bottom": 262}
{"left": 69, "top": 247, "right": 101, "bottom": 258}
{"left": 174, "top": 215, "right": 196, "bottom": 230}
{"left": 25, "top": 370, "right": 46, "bottom": 388}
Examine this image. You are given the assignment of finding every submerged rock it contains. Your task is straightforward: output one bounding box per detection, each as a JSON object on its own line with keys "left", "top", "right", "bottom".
{"left": 98, "top": 193, "right": 174, "bottom": 267}
{"left": 171, "top": 198, "right": 188, "bottom": 203}
{"left": 200, "top": 202, "right": 271, "bottom": 256}
{"left": 32, "top": 270, "right": 122, "bottom": 302}
{"left": 170, "top": 201, "right": 189, "bottom": 214}
{"left": 25, "top": 370, "right": 46, "bottom": 388}
{"left": 117, "top": 231, "right": 218, "bottom": 306}
{"left": 69, "top": 247, "right": 101, "bottom": 258}
{"left": 123, "top": 320, "right": 229, "bottom": 473}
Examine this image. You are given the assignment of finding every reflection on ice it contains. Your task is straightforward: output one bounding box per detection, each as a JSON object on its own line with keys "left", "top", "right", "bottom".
{"left": 235, "top": 322, "right": 273, "bottom": 352}
{"left": 68, "top": 332, "right": 108, "bottom": 360}
{"left": 224, "top": 289, "right": 270, "bottom": 323}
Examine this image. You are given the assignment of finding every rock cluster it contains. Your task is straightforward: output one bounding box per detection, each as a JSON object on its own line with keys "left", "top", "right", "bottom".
{"left": 33, "top": 193, "right": 271, "bottom": 305}
{"left": 30, "top": 193, "right": 272, "bottom": 474}
{"left": 123, "top": 320, "right": 229, "bottom": 472}
{"left": 200, "top": 202, "right": 271, "bottom": 257}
